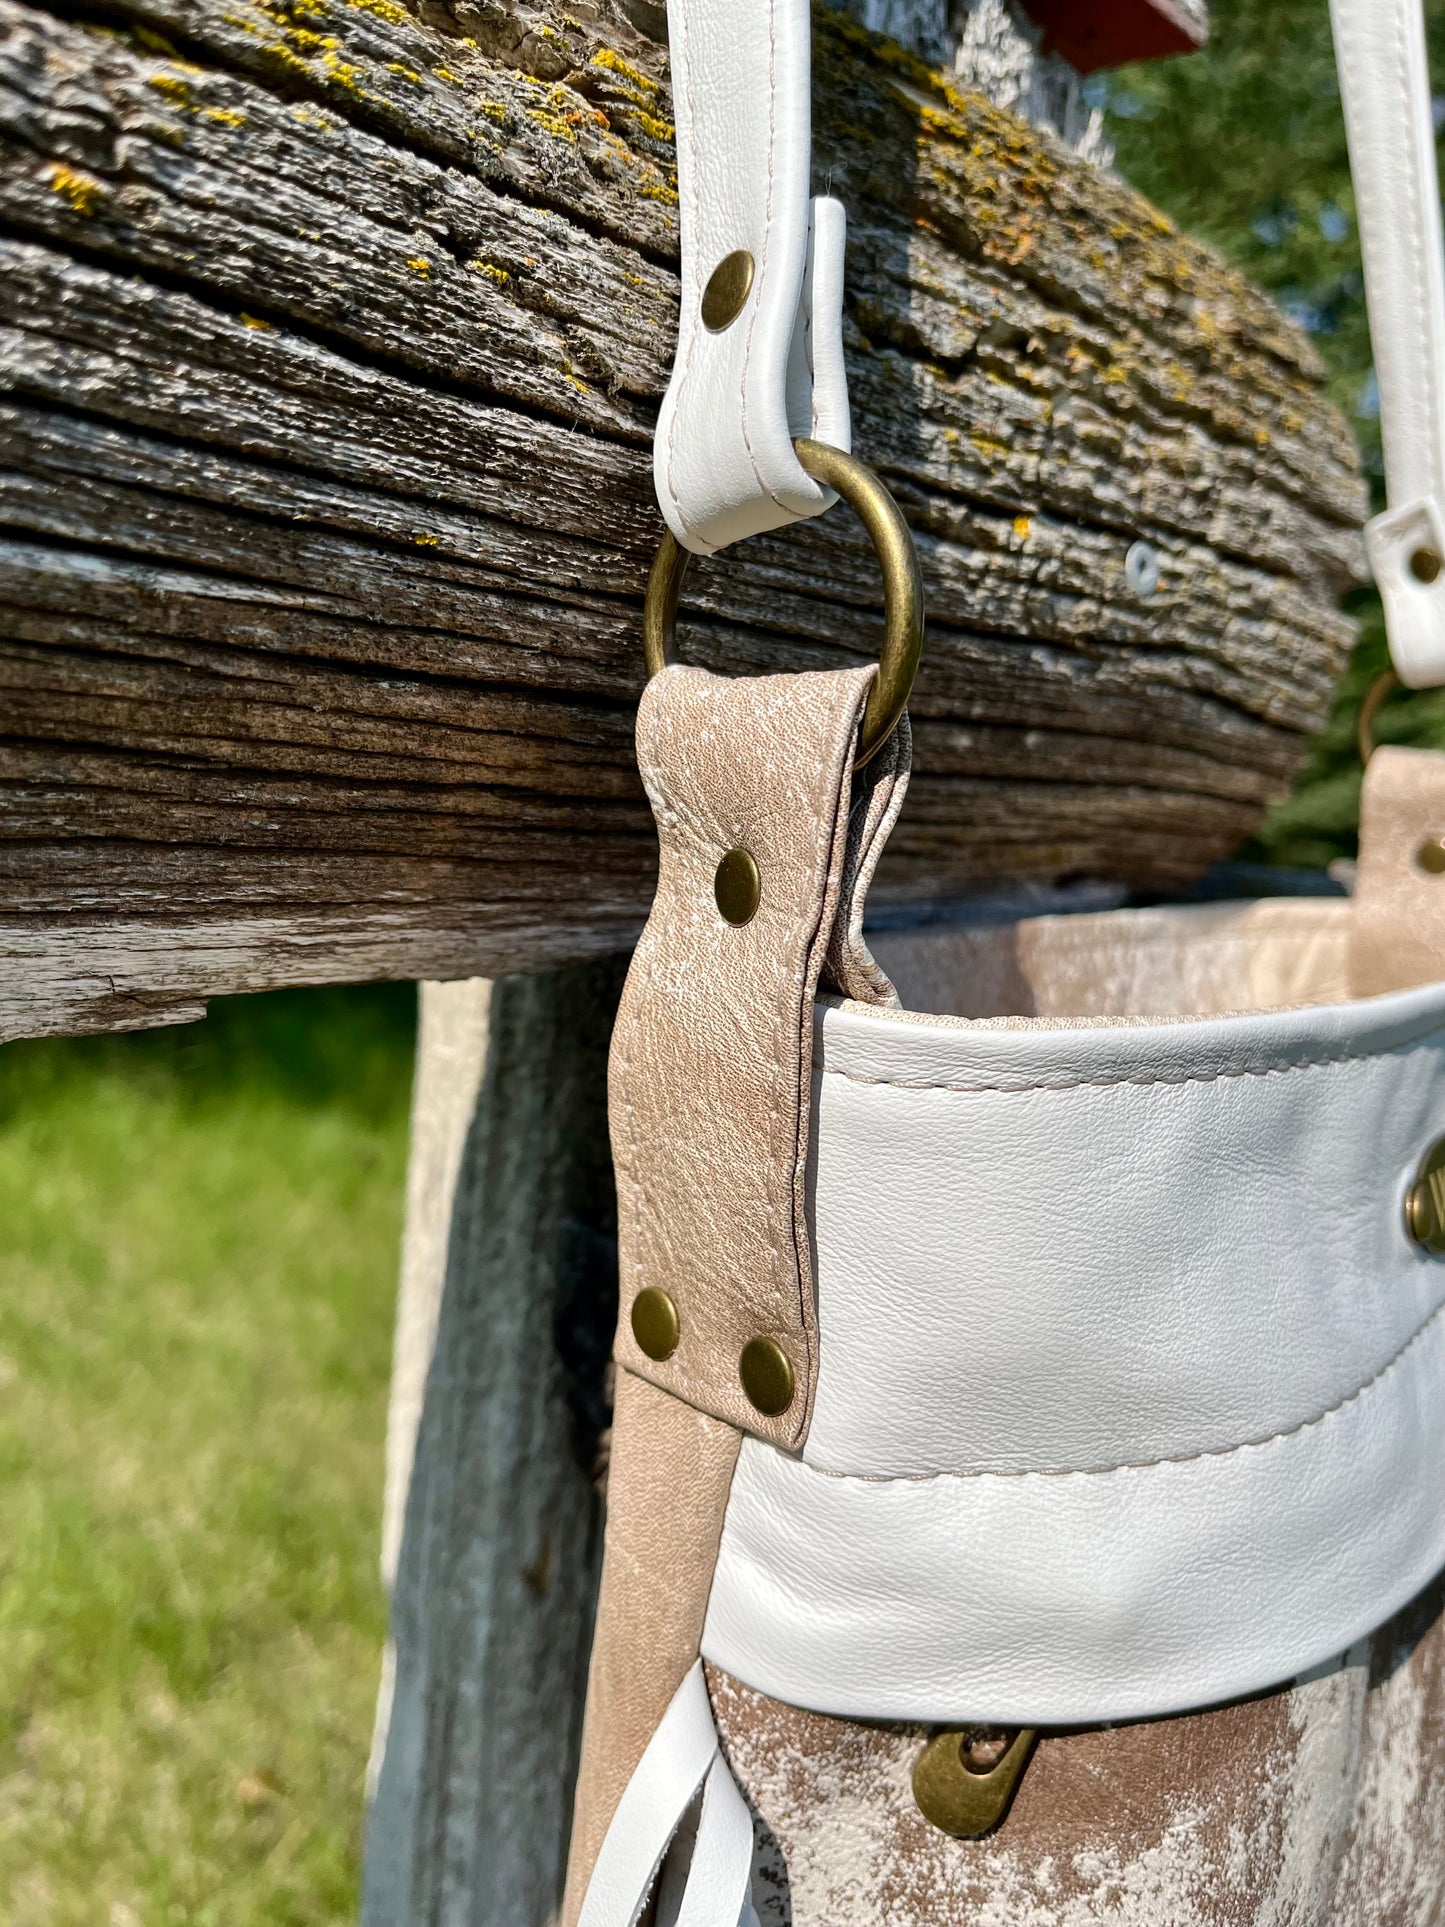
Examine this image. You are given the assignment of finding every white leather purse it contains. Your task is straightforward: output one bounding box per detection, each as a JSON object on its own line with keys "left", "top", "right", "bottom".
{"left": 562, "top": 3, "right": 1445, "bottom": 1922}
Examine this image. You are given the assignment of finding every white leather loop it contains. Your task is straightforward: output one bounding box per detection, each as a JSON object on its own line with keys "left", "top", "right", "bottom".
{"left": 700, "top": 980, "right": 1445, "bottom": 1725}
{"left": 1331, "top": 0, "right": 1445, "bottom": 685}
{"left": 656, "top": 0, "right": 850, "bottom": 554}
{"left": 662, "top": 1757, "right": 757, "bottom": 1927}
{"left": 579, "top": 1663, "right": 755, "bottom": 1927}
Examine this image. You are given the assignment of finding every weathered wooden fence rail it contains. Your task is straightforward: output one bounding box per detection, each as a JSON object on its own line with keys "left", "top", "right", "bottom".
{"left": 1, "top": 0, "right": 1364, "bottom": 1037}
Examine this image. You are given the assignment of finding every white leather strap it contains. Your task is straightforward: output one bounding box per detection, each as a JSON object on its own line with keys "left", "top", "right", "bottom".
{"left": 655, "top": 0, "right": 850, "bottom": 554}
{"left": 701, "top": 978, "right": 1445, "bottom": 1724}
{"left": 1331, "top": 0, "right": 1445, "bottom": 685}
{"left": 578, "top": 1662, "right": 755, "bottom": 1927}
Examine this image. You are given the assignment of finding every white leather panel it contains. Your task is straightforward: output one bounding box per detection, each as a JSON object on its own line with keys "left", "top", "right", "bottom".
{"left": 804, "top": 986, "right": 1445, "bottom": 1475}
{"left": 655, "top": 0, "right": 849, "bottom": 553}
{"left": 704, "top": 1304, "right": 1445, "bottom": 1724}
{"left": 1330, "top": 0, "right": 1445, "bottom": 685}
{"left": 701, "top": 982, "right": 1445, "bottom": 1724}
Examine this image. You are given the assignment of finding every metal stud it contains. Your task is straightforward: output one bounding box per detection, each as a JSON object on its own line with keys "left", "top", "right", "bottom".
{"left": 1406, "top": 1138, "right": 1445, "bottom": 1256}
{"left": 1410, "top": 546, "right": 1443, "bottom": 584}
{"left": 715, "top": 849, "right": 761, "bottom": 925}
{"left": 701, "top": 249, "right": 755, "bottom": 332}
{"left": 912, "top": 1727, "right": 1038, "bottom": 1838}
{"left": 739, "top": 1336, "right": 794, "bottom": 1416}
{"left": 631, "top": 1286, "right": 680, "bottom": 1360}
{"left": 1416, "top": 837, "right": 1445, "bottom": 876}
{"left": 1124, "top": 539, "right": 1160, "bottom": 597}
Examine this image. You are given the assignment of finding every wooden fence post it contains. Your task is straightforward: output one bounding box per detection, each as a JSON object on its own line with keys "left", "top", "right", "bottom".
{"left": 363, "top": 960, "right": 625, "bottom": 1926}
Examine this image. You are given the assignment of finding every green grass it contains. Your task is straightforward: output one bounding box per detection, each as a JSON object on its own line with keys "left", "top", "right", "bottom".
{"left": 0, "top": 986, "right": 415, "bottom": 1927}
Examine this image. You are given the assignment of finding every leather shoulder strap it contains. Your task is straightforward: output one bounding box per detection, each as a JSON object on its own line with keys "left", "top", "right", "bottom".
{"left": 1331, "top": 0, "right": 1445, "bottom": 686}
{"left": 608, "top": 664, "right": 908, "bottom": 1448}
{"left": 654, "top": 0, "right": 850, "bottom": 554}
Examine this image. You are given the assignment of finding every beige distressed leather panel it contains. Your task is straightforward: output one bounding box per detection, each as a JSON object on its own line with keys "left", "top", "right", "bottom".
{"left": 609, "top": 664, "right": 905, "bottom": 1448}
{"left": 561, "top": 1368, "right": 741, "bottom": 1927}
{"left": 708, "top": 1571, "right": 1445, "bottom": 1926}
{"left": 873, "top": 896, "right": 1355, "bottom": 1023}
{"left": 870, "top": 747, "right": 1445, "bottom": 1022}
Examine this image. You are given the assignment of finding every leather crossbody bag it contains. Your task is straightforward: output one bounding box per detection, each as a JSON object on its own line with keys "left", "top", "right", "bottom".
{"left": 563, "top": 1, "right": 1445, "bottom": 1920}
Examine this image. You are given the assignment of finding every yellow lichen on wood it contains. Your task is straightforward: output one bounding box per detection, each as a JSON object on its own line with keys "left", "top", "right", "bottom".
{"left": 319, "top": 46, "right": 369, "bottom": 97}
{"left": 147, "top": 70, "right": 191, "bottom": 103}
{"left": 588, "top": 45, "right": 660, "bottom": 103}
{"left": 48, "top": 162, "right": 107, "bottom": 216}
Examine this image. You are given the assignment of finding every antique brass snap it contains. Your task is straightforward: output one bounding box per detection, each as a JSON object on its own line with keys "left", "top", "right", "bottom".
{"left": 1416, "top": 837, "right": 1445, "bottom": 876}
{"left": 641, "top": 439, "right": 924, "bottom": 770}
{"left": 739, "top": 1336, "right": 794, "bottom": 1415}
{"left": 1405, "top": 1138, "right": 1445, "bottom": 1256}
{"left": 701, "top": 249, "right": 755, "bottom": 331}
{"left": 714, "top": 849, "right": 761, "bottom": 924}
{"left": 631, "top": 1286, "right": 680, "bottom": 1360}
{"left": 912, "top": 1726, "right": 1038, "bottom": 1839}
{"left": 1411, "top": 545, "right": 1443, "bottom": 584}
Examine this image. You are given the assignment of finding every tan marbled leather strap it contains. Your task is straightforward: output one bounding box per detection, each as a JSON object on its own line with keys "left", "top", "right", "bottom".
{"left": 561, "top": 1369, "right": 741, "bottom": 1927}
{"left": 564, "top": 665, "right": 911, "bottom": 1924}
{"left": 609, "top": 662, "right": 907, "bottom": 1450}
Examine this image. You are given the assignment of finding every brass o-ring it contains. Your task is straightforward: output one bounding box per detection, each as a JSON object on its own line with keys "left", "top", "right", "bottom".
{"left": 1357, "top": 668, "right": 1400, "bottom": 766}
{"left": 641, "top": 439, "right": 925, "bottom": 769}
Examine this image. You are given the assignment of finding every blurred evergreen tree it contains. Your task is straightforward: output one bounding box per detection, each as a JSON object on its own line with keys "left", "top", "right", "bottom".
{"left": 1100, "top": 0, "right": 1445, "bottom": 868}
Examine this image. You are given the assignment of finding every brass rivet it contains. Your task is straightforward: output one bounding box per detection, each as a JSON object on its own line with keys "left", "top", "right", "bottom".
{"left": 1411, "top": 545, "right": 1443, "bottom": 584}
{"left": 631, "top": 1286, "right": 679, "bottom": 1360}
{"left": 715, "top": 849, "right": 761, "bottom": 925}
{"left": 1416, "top": 837, "right": 1445, "bottom": 875}
{"left": 912, "top": 1727, "right": 1038, "bottom": 1838}
{"left": 700, "top": 249, "right": 755, "bottom": 332}
{"left": 1405, "top": 1137, "right": 1445, "bottom": 1256}
{"left": 739, "top": 1336, "right": 794, "bottom": 1415}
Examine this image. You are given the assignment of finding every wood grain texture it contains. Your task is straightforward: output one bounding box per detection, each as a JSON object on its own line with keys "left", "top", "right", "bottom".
{"left": 0, "top": 0, "right": 1365, "bottom": 1032}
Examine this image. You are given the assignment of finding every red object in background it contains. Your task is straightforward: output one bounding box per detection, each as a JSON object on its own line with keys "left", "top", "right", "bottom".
{"left": 1019, "top": 0, "right": 1206, "bottom": 74}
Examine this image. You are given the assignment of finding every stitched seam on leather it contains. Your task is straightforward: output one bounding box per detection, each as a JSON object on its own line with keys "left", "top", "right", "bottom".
{"left": 803, "top": 1296, "right": 1445, "bottom": 1484}
{"left": 616, "top": 693, "right": 660, "bottom": 1320}
{"left": 818, "top": 1018, "right": 1445, "bottom": 1095}
{"left": 758, "top": 676, "right": 857, "bottom": 1422}
{"left": 784, "top": 681, "right": 869, "bottom": 1425}
{"left": 659, "top": 0, "right": 703, "bottom": 544}
{"left": 737, "top": 0, "right": 791, "bottom": 514}
{"left": 1386, "top": 0, "right": 1437, "bottom": 503}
